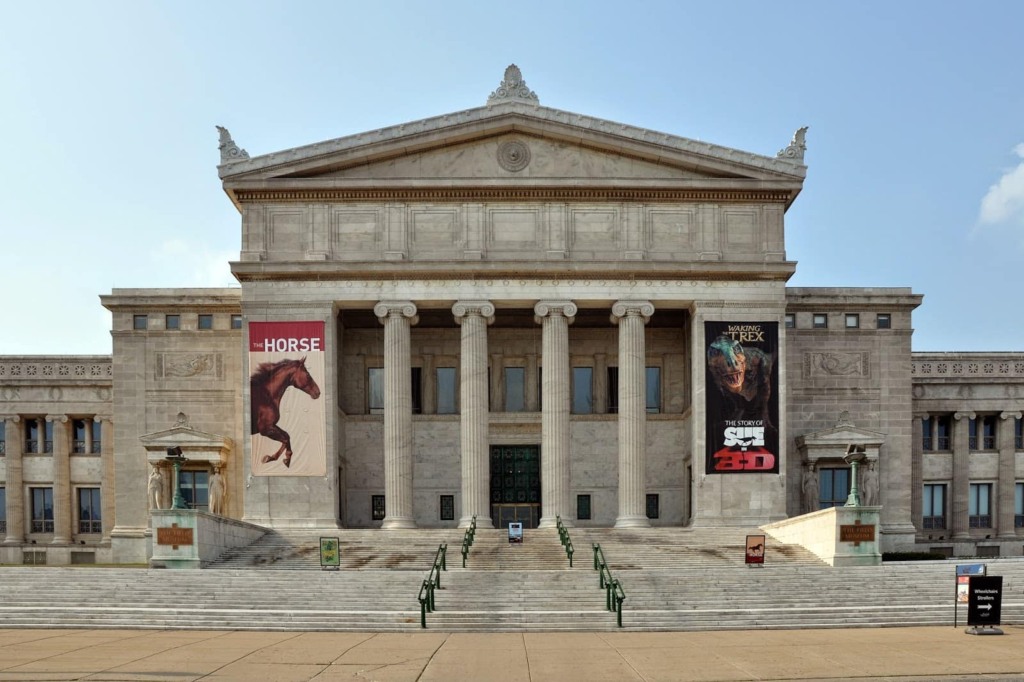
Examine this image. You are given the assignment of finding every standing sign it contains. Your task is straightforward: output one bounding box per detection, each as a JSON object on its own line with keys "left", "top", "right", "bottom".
{"left": 508, "top": 522, "right": 523, "bottom": 544}
{"left": 704, "top": 322, "right": 779, "bottom": 474}
{"left": 954, "top": 564, "right": 985, "bottom": 628}
{"left": 745, "top": 534, "right": 766, "bottom": 565}
{"left": 319, "top": 537, "right": 340, "bottom": 570}
{"left": 967, "top": 575, "right": 1003, "bottom": 628}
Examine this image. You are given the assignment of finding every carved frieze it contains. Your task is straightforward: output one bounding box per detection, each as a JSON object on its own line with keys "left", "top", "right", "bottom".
{"left": 804, "top": 352, "right": 869, "bottom": 378}
{"left": 156, "top": 353, "right": 224, "bottom": 380}
{"left": 0, "top": 361, "right": 111, "bottom": 381}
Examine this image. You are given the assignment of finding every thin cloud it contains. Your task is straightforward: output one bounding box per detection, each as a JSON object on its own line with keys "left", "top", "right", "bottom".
{"left": 978, "top": 143, "right": 1024, "bottom": 226}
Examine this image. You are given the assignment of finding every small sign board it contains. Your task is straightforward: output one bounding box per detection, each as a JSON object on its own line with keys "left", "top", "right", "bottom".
{"left": 745, "top": 534, "right": 766, "bottom": 565}
{"left": 839, "top": 523, "right": 875, "bottom": 543}
{"left": 967, "top": 575, "right": 1003, "bottom": 627}
{"left": 319, "top": 536, "right": 341, "bottom": 569}
{"left": 956, "top": 564, "right": 985, "bottom": 604}
{"left": 156, "top": 525, "right": 194, "bottom": 547}
{"left": 508, "top": 522, "right": 523, "bottom": 544}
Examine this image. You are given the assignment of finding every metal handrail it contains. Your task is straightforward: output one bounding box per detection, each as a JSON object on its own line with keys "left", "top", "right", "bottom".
{"left": 592, "top": 543, "right": 626, "bottom": 627}
{"left": 417, "top": 543, "right": 447, "bottom": 628}
{"left": 461, "top": 515, "right": 477, "bottom": 568}
{"left": 555, "top": 515, "right": 574, "bottom": 567}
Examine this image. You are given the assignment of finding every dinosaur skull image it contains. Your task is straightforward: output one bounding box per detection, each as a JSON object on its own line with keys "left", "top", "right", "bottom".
{"left": 707, "top": 335, "right": 747, "bottom": 394}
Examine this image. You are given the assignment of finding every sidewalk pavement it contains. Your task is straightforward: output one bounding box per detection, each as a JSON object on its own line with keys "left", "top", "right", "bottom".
{"left": 1, "top": 627, "right": 1023, "bottom": 681}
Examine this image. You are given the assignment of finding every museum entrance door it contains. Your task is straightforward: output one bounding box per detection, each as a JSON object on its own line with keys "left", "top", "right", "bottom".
{"left": 490, "top": 444, "right": 541, "bottom": 529}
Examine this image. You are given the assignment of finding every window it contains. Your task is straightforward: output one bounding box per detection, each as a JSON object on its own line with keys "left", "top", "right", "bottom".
{"left": 504, "top": 367, "right": 526, "bottom": 412}
{"left": 72, "top": 419, "right": 101, "bottom": 455}
{"left": 571, "top": 367, "right": 593, "bottom": 414}
{"left": 436, "top": 367, "right": 457, "bottom": 414}
{"left": 179, "top": 470, "right": 209, "bottom": 511}
{"left": 24, "top": 419, "right": 52, "bottom": 454}
{"left": 923, "top": 484, "right": 946, "bottom": 529}
{"left": 1016, "top": 418, "right": 1023, "bottom": 450}
{"left": 198, "top": 314, "right": 214, "bottom": 330}
{"left": 845, "top": 313, "right": 860, "bottom": 329}
{"left": 969, "top": 483, "right": 992, "bottom": 528}
{"left": 411, "top": 367, "right": 422, "bottom": 415}
{"left": 784, "top": 313, "right": 795, "bottom": 329}
{"left": 439, "top": 495, "right": 455, "bottom": 521}
{"left": 0, "top": 421, "right": 5, "bottom": 456}
{"left": 922, "top": 417, "right": 934, "bottom": 451}
{"left": 372, "top": 495, "right": 386, "bottom": 521}
{"left": 133, "top": 314, "right": 148, "bottom": 330}
{"left": 0, "top": 487, "right": 5, "bottom": 534}
{"left": 936, "top": 415, "right": 951, "bottom": 450}
{"left": 607, "top": 367, "right": 619, "bottom": 413}
{"left": 812, "top": 314, "right": 828, "bottom": 329}
{"left": 31, "top": 487, "right": 54, "bottom": 533}
{"left": 818, "top": 468, "right": 850, "bottom": 509}
{"left": 78, "top": 488, "right": 102, "bottom": 534}
{"left": 968, "top": 417, "right": 995, "bottom": 450}
{"left": 91, "top": 420, "right": 102, "bottom": 454}
{"left": 43, "top": 420, "right": 53, "bottom": 453}
{"left": 165, "top": 314, "right": 180, "bottom": 330}
{"left": 577, "top": 494, "right": 592, "bottom": 521}
{"left": 1016, "top": 483, "right": 1024, "bottom": 528}
{"left": 969, "top": 418, "right": 977, "bottom": 450}
{"left": 368, "top": 368, "right": 384, "bottom": 414}
{"left": 231, "top": 314, "right": 243, "bottom": 330}
{"left": 877, "top": 313, "right": 891, "bottom": 329}
{"left": 646, "top": 367, "right": 661, "bottom": 414}
{"left": 646, "top": 493, "right": 660, "bottom": 520}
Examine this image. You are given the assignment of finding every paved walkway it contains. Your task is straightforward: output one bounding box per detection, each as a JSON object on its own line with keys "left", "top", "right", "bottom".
{"left": 1, "top": 627, "right": 1023, "bottom": 681}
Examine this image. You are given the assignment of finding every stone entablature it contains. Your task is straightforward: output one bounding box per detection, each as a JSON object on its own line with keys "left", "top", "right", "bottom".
{"left": 912, "top": 353, "right": 1024, "bottom": 380}
{"left": 0, "top": 357, "right": 112, "bottom": 383}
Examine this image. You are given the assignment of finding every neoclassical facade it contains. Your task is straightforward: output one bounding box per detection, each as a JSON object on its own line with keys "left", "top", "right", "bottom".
{"left": 1, "top": 67, "right": 1022, "bottom": 564}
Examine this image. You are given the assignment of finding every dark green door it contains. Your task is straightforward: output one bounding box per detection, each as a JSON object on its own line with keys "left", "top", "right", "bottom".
{"left": 490, "top": 445, "right": 541, "bottom": 529}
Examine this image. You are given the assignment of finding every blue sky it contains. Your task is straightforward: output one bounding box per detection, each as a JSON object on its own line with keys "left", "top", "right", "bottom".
{"left": 1, "top": 1, "right": 1022, "bottom": 354}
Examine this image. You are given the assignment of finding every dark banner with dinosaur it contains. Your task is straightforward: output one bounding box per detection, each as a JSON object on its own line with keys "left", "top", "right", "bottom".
{"left": 249, "top": 321, "right": 326, "bottom": 476}
{"left": 704, "top": 321, "right": 779, "bottom": 474}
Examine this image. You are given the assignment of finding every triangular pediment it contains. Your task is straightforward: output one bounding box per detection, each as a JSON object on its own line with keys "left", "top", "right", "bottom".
{"left": 796, "top": 426, "right": 886, "bottom": 449}
{"left": 219, "top": 102, "right": 806, "bottom": 200}
{"left": 141, "top": 417, "right": 233, "bottom": 467}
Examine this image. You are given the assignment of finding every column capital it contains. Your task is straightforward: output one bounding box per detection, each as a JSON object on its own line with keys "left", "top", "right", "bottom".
{"left": 611, "top": 300, "right": 654, "bottom": 324}
{"left": 999, "top": 411, "right": 1022, "bottom": 421}
{"left": 452, "top": 300, "right": 495, "bottom": 324}
{"left": 953, "top": 411, "right": 975, "bottom": 421}
{"left": 533, "top": 300, "right": 577, "bottom": 324}
{"left": 0, "top": 415, "right": 20, "bottom": 423}
{"left": 93, "top": 415, "right": 113, "bottom": 424}
{"left": 46, "top": 415, "right": 69, "bottom": 424}
{"left": 374, "top": 301, "right": 418, "bottom": 324}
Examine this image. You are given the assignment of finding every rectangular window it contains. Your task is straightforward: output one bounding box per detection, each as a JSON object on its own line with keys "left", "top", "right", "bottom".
{"left": 180, "top": 470, "right": 210, "bottom": 511}
{"left": 133, "top": 314, "right": 148, "bottom": 330}
{"left": 845, "top": 313, "right": 860, "bottom": 329}
{"left": 504, "top": 367, "right": 526, "bottom": 412}
{"left": 646, "top": 493, "right": 660, "bottom": 520}
{"left": 25, "top": 418, "right": 40, "bottom": 453}
{"left": 571, "top": 367, "right": 593, "bottom": 414}
{"left": 31, "top": 487, "right": 54, "bottom": 533}
{"left": 231, "top": 314, "right": 243, "bottom": 330}
{"left": 646, "top": 366, "right": 661, "bottom": 414}
{"left": 439, "top": 494, "right": 455, "bottom": 521}
{"left": 372, "top": 495, "right": 386, "bottom": 521}
{"left": 368, "top": 368, "right": 384, "bottom": 414}
{"left": 78, "top": 488, "right": 102, "bottom": 534}
{"left": 982, "top": 416, "right": 997, "bottom": 450}
{"left": 1015, "top": 482, "right": 1024, "bottom": 528}
{"left": 819, "top": 468, "right": 850, "bottom": 509}
{"left": 0, "top": 421, "right": 5, "bottom": 456}
{"left": 165, "top": 314, "right": 180, "bottom": 330}
{"left": 923, "top": 484, "right": 946, "bottom": 529}
{"left": 784, "top": 313, "right": 795, "bottom": 329}
{"left": 877, "top": 313, "right": 891, "bottom": 329}
{"left": 812, "top": 313, "right": 828, "bottom": 329}
{"left": 411, "top": 367, "right": 422, "bottom": 415}
{"left": 1016, "top": 418, "right": 1023, "bottom": 450}
{"left": 436, "top": 367, "right": 457, "bottom": 414}
{"left": 969, "top": 483, "right": 992, "bottom": 528}
{"left": 91, "top": 420, "right": 102, "bottom": 454}
{"left": 936, "top": 415, "right": 951, "bottom": 450}
{"left": 577, "top": 494, "right": 592, "bottom": 521}
{"left": 198, "top": 314, "right": 214, "bottom": 330}
{"left": 607, "top": 366, "right": 619, "bottom": 414}
{"left": 0, "top": 487, "right": 5, "bottom": 534}
{"left": 43, "top": 420, "right": 53, "bottom": 453}
{"left": 922, "top": 417, "right": 934, "bottom": 451}
{"left": 72, "top": 419, "right": 88, "bottom": 454}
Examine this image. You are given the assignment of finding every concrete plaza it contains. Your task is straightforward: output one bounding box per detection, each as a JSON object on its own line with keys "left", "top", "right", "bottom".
{"left": 1, "top": 626, "right": 1023, "bottom": 681}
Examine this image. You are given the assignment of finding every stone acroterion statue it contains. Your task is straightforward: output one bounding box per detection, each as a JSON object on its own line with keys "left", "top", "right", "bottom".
{"left": 209, "top": 467, "right": 226, "bottom": 515}
{"left": 148, "top": 466, "right": 164, "bottom": 511}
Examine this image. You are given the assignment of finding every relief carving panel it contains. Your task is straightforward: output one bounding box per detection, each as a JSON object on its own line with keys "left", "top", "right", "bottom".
{"left": 804, "top": 352, "right": 869, "bottom": 378}
{"left": 409, "top": 208, "right": 461, "bottom": 252}
{"left": 646, "top": 208, "right": 696, "bottom": 254}
{"left": 569, "top": 208, "right": 619, "bottom": 250}
{"left": 722, "top": 207, "right": 759, "bottom": 248}
{"left": 331, "top": 209, "right": 381, "bottom": 254}
{"left": 156, "top": 353, "right": 224, "bottom": 381}
{"left": 487, "top": 208, "right": 541, "bottom": 249}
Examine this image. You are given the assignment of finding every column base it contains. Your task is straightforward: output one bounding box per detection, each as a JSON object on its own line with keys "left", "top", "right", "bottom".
{"left": 3, "top": 537, "right": 26, "bottom": 545}
{"left": 538, "top": 516, "right": 559, "bottom": 529}
{"left": 615, "top": 515, "right": 651, "bottom": 529}
{"left": 51, "top": 537, "right": 71, "bottom": 545}
{"left": 381, "top": 516, "right": 417, "bottom": 530}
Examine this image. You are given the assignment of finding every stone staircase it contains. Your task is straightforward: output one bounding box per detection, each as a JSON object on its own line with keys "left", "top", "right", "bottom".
{"left": 1, "top": 526, "right": 1023, "bottom": 632}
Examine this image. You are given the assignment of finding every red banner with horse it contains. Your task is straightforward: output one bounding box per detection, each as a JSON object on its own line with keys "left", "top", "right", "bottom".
{"left": 249, "top": 321, "right": 326, "bottom": 476}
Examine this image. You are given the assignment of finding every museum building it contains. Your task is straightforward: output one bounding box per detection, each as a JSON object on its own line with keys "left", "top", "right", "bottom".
{"left": 1, "top": 66, "right": 1023, "bottom": 566}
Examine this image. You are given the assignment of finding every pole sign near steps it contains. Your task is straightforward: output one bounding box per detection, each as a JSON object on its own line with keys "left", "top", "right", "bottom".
{"left": 954, "top": 563, "right": 984, "bottom": 628}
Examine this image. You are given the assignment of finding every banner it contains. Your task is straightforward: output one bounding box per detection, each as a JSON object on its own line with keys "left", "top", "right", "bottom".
{"left": 249, "top": 321, "right": 326, "bottom": 476}
{"left": 704, "top": 321, "right": 779, "bottom": 474}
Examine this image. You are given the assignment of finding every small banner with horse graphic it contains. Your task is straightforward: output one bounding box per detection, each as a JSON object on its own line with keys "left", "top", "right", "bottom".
{"left": 704, "top": 321, "right": 779, "bottom": 474}
{"left": 249, "top": 321, "right": 326, "bottom": 476}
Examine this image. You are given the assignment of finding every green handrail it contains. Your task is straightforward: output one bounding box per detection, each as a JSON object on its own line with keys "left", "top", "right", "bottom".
{"left": 592, "top": 543, "right": 626, "bottom": 627}
{"left": 555, "top": 515, "right": 574, "bottom": 567}
{"left": 461, "top": 515, "right": 477, "bottom": 568}
{"left": 417, "top": 543, "right": 447, "bottom": 628}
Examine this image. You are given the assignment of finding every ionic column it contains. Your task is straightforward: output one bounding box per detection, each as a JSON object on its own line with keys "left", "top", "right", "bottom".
{"left": 612, "top": 301, "right": 654, "bottom": 528}
{"left": 952, "top": 411, "right": 973, "bottom": 540}
{"left": 525, "top": 352, "right": 539, "bottom": 412}
{"left": 374, "top": 301, "right": 419, "bottom": 529}
{"left": 49, "top": 415, "right": 71, "bottom": 544}
{"left": 594, "top": 353, "right": 608, "bottom": 414}
{"left": 534, "top": 300, "right": 576, "bottom": 528}
{"left": 997, "top": 412, "right": 1020, "bottom": 538}
{"left": 97, "top": 416, "right": 114, "bottom": 544}
{"left": 453, "top": 301, "right": 495, "bottom": 529}
{"left": 3, "top": 417, "right": 25, "bottom": 544}
{"left": 910, "top": 414, "right": 925, "bottom": 532}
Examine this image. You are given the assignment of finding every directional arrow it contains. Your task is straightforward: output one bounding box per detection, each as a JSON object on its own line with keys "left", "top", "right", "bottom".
{"left": 978, "top": 604, "right": 992, "bottom": 611}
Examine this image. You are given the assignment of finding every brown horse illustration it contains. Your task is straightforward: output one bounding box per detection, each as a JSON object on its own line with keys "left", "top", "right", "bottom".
{"left": 250, "top": 357, "right": 321, "bottom": 468}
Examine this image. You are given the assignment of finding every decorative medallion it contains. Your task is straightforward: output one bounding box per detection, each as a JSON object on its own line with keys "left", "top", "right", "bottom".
{"left": 497, "top": 139, "right": 531, "bottom": 172}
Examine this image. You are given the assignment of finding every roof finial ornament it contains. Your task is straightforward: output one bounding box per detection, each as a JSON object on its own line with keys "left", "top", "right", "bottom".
{"left": 216, "top": 125, "right": 250, "bottom": 164}
{"left": 777, "top": 126, "right": 808, "bottom": 162}
{"left": 487, "top": 64, "right": 539, "bottom": 106}
{"left": 836, "top": 410, "right": 854, "bottom": 428}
